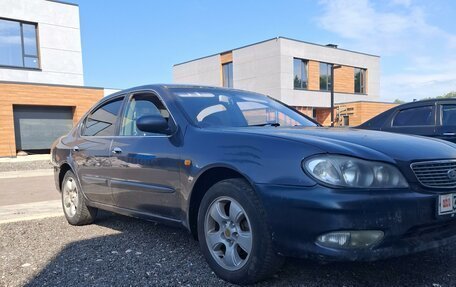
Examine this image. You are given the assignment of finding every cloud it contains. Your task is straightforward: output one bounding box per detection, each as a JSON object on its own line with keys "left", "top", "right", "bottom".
{"left": 316, "top": 0, "right": 456, "bottom": 101}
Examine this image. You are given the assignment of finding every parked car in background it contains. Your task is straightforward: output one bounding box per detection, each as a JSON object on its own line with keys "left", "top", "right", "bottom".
{"left": 358, "top": 99, "right": 456, "bottom": 143}
{"left": 52, "top": 85, "right": 456, "bottom": 284}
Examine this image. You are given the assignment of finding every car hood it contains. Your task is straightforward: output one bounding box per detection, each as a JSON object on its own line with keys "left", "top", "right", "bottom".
{"left": 217, "top": 127, "right": 456, "bottom": 163}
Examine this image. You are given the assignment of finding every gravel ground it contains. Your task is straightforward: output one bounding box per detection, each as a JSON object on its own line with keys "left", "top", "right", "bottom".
{"left": 1, "top": 213, "right": 455, "bottom": 287}
{"left": 0, "top": 160, "right": 52, "bottom": 172}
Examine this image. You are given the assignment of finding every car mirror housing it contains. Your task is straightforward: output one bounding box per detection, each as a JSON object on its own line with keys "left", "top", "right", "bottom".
{"left": 136, "top": 115, "right": 170, "bottom": 134}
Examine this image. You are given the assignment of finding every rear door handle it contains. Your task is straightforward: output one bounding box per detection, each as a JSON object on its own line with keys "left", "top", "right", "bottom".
{"left": 443, "top": 132, "right": 456, "bottom": 136}
{"left": 112, "top": 147, "right": 122, "bottom": 154}
{"left": 72, "top": 146, "right": 80, "bottom": 152}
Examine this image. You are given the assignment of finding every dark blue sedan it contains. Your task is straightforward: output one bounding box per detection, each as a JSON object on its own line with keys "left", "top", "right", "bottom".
{"left": 51, "top": 85, "right": 456, "bottom": 284}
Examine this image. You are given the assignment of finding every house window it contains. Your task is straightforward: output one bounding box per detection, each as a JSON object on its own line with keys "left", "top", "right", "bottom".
{"left": 319, "top": 62, "right": 333, "bottom": 91}
{"left": 0, "top": 18, "right": 39, "bottom": 69}
{"left": 293, "top": 58, "right": 308, "bottom": 89}
{"left": 222, "top": 62, "right": 233, "bottom": 88}
{"left": 354, "top": 68, "right": 366, "bottom": 93}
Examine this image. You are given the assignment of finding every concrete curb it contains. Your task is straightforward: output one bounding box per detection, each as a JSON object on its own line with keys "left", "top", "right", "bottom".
{"left": 0, "top": 169, "right": 53, "bottom": 179}
{"left": 0, "top": 200, "right": 62, "bottom": 224}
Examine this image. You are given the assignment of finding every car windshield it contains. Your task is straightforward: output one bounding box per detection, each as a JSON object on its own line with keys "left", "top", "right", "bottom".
{"left": 171, "top": 88, "right": 318, "bottom": 128}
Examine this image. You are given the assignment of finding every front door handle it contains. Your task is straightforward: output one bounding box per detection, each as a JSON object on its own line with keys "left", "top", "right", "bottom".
{"left": 443, "top": 132, "right": 456, "bottom": 136}
{"left": 72, "top": 146, "right": 80, "bottom": 152}
{"left": 112, "top": 147, "right": 122, "bottom": 154}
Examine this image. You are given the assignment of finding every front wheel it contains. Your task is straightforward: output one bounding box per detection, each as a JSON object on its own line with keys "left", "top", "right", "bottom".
{"left": 197, "top": 178, "right": 283, "bottom": 285}
{"left": 61, "top": 170, "right": 97, "bottom": 225}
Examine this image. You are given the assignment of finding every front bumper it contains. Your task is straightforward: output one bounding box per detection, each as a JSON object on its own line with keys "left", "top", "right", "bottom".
{"left": 255, "top": 183, "right": 456, "bottom": 261}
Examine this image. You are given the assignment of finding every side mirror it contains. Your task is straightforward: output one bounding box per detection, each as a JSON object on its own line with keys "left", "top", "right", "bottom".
{"left": 136, "top": 115, "right": 170, "bottom": 134}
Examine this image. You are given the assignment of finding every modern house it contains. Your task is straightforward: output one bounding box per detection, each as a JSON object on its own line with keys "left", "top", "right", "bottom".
{"left": 173, "top": 37, "right": 395, "bottom": 126}
{"left": 0, "top": 0, "right": 106, "bottom": 157}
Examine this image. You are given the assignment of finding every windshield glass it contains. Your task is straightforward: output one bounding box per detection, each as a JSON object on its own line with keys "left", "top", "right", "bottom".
{"left": 171, "top": 88, "right": 318, "bottom": 128}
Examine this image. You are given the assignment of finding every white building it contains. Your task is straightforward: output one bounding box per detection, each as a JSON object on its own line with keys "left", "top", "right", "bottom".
{"left": 0, "top": 0, "right": 84, "bottom": 85}
{"left": 173, "top": 37, "right": 381, "bottom": 125}
{"left": 0, "top": 0, "right": 104, "bottom": 157}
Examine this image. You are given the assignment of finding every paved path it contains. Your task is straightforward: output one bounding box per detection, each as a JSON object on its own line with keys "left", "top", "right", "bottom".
{"left": 0, "top": 200, "right": 62, "bottom": 224}
{"left": 0, "top": 175, "right": 58, "bottom": 206}
{"left": 0, "top": 173, "right": 61, "bottom": 223}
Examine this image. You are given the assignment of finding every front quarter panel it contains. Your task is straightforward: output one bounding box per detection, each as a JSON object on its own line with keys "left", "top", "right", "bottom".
{"left": 182, "top": 128, "right": 322, "bottom": 187}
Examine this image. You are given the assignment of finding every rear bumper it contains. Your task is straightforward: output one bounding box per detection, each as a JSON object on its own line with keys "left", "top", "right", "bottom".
{"left": 255, "top": 183, "right": 456, "bottom": 261}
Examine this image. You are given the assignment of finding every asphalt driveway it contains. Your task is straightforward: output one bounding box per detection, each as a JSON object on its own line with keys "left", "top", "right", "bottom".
{"left": 1, "top": 212, "right": 455, "bottom": 287}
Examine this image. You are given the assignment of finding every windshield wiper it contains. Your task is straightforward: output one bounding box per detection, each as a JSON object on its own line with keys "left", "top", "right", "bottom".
{"left": 248, "top": 122, "right": 281, "bottom": 127}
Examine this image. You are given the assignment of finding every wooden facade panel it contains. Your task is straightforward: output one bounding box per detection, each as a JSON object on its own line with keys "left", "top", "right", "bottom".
{"left": 0, "top": 83, "right": 103, "bottom": 157}
{"left": 220, "top": 52, "right": 233, "bottom": 64}
{"left": 336, "top": 102, "right": 397, "bottom": 126}
{"left": 334, "top": 66, "right": 354, "bottom": 94}
{"left": 307, "top": 60, "right": 320, "bottom": 91}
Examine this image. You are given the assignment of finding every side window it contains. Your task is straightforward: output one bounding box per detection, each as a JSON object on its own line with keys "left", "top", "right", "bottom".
{"left": 442, "top": 105, "right": 456, "bottom": 126}
{"left": 120, "top": 93, "right": 171, "bottom": 136}
{"left": 82, "top": 98, "right": 124, "bottom": 136}
{"left": 392, "top": 106, "right": 434, "bottom": 127}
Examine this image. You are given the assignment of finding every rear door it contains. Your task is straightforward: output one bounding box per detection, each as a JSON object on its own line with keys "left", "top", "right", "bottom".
{"left": 382, "top": 104, "right": 436, "bottom": 137}
{"left": 73, "top": 97, "right": 124, "bottom": 205}
{"left": 436, "top": 102, "right": 456, "bottom": 143}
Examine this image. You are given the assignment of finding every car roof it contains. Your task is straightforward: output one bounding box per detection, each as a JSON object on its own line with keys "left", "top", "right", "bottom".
{"left": 104, "top": 84, "right": 261, "bottom": 100}
{"left": 394, "top": 98, "right": 456, "bottom": 108}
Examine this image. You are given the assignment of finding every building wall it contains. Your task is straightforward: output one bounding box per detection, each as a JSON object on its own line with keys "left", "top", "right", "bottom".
{"left": 0, "top": 82, "right": 103, "bottom": 157}
{"left": 279, "top": 38, "right": 380, "bottom": 107}
{"left": 173, "top": 55, "right": 221, "bottom": 86}
{"left": 0, "top": 0, "right": 84, "bottom": 86}
{"left": 232, "top": 39, "right": 282, "bottom": 99}
{"left": 336, "top": 101, "right": 397, "bottom": 126}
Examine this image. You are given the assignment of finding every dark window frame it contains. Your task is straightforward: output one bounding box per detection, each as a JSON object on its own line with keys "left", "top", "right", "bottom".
{"left": 0, "top": 17, "right": 40, "bottom": 70}
{"left": 391, "top": 105, "right": 435, "bottom": 127}
{"left": 354, "top": 67, "right": 367, "bottom": 94}
{"left": 80, "top": 96, "right": 125, "bottom": 137}
{"left": 293, "top": 58, "right": 308, "bottom": 90}
{"left": 222, "top": 62, "right": 233, "bottom": 88}
{"left": 440, "top": 104, "right": 456, "bottom": 126}
{"left": 319, "top": 62, "right": 333, "bottom": 91}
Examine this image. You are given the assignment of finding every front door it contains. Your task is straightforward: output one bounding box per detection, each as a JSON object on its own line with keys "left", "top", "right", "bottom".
{"left": 75, "top": 97, "right": 124, "bottom": 205}
{"left": 110, "top": 92, "right": 181, "bottom": 219}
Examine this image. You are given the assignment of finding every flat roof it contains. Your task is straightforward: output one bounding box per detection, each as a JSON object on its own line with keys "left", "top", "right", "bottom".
{"left": 336, "top": 100, "right": 397, "bottom": 105}
{"left": 46, "top": 0, "right": 78, "bottom": 7}
{"left": 174, "top": 36, "right": 380, "bottom": 66}
{"left": 0, "top": 80, "right": 102, "bottom": 90}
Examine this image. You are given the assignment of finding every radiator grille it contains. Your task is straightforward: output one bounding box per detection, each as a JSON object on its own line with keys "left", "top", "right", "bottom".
{"left": 411, "top": 160, "right": 456, "bottom": 189}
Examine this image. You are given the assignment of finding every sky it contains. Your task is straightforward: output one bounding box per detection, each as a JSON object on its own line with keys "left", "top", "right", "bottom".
{"left": 73, "top": 0, "right": 456, "bottom": 102}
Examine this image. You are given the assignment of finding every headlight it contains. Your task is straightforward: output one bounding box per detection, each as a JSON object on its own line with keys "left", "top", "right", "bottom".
{"left": 303, "top": 155, "right": 408, "bottom": 188}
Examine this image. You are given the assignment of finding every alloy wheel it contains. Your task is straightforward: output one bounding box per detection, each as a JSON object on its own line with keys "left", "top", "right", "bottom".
{"left": 204, "top": 196, "right": 253, "bottom": 271}
{"left": 63, "top": 177, "right": 78, "bottom": 217}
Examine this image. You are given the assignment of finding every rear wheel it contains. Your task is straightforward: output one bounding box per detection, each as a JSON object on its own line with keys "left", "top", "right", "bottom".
{"left": 61, "top": 170, "right": 97, "bottom": 225}
{"left": 197, "top": 178, "right": 283, "bottom": 284}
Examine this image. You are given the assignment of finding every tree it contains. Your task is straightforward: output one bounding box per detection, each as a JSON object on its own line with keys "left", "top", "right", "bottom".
{"left": 393, "top": 99, "right": 406, "bottom": 104}
{"left": 421, "top": 91, "right": 456, "bottom": 100}
{"left": 440, "top": 91, "right": 456, "bottom": 98}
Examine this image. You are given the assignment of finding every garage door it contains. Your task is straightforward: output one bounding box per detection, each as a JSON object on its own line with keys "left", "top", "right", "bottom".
{"left": 13, "top": 105, "right": 73, "bottom": 151}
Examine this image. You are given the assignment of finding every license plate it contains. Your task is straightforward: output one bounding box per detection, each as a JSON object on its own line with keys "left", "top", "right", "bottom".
{"left": 438, "top": 194, "right": 456, "bottom": 215}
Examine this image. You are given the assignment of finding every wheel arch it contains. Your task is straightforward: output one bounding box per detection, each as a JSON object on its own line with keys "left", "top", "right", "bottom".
{"left": 187, "top": 165, "right": 256, "bottom": 239}
{"left": 58, "top": 162, "right": 74, "bottom": 192}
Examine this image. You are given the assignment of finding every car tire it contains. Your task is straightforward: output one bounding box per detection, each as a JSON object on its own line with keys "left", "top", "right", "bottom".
{"left": 197, "top": 178, "right": 284, "bottom": 285}
{"left": 61, "top": 170, "right": 97, "bottom": 225}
